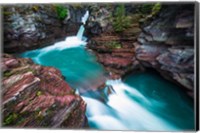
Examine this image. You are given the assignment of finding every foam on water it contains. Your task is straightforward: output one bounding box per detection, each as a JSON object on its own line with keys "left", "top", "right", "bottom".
{"left": 83, "top": 79, "right": 180, "bottom": 131}
{"left": 22, "top": 11, "right": 89, "bottom": 60}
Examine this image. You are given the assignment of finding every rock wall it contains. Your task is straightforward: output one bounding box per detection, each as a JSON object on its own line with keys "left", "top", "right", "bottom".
{"left": 86, "top": 4, "right": 195, "bottom": 98}
{"left": 3, "top": 4, "right": 87, "bottom": 53}
{"left": 87, "top": 4, "right": 143, "bottom": 79}
{"left": 135, "top": 4, "right": 195, "bottom": 98}
{"left": 2, "top": 54, "right": 88, "bottom": 128}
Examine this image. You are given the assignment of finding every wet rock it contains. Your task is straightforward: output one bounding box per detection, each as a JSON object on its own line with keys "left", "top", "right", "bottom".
{"left": 175, "top": 11, "right": 194, "bottom": 28}
{"left": 87, "top": 7, "right": 143, "bottom": 79}
{"left": 87, "top": 33, "right": 141, "bottom": 79}
{"left": 135, "top": 5, "right": 194, "bottom": 98}
{"left": 1, "top": 54, "right": 87, "bottom": 128}
{"left": 98, "top": 54, "right": 133, "bottom": 68}
{"left": 3, "top": 4, "right": 86, "bottom": 53}
{"left": 86, "top": 5, "right": 114, "bottom": 36}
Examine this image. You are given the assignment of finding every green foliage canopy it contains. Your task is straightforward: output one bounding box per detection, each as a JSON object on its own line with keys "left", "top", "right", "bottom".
{"left": 112, "top": 4, "right": 131, "bottom": 33}
{"left": 105, "top": 41, "right": 122, "bottom": 49}
{"left": 139, "top": 3, "right": 161, "bottom": 15}
{"left": 55, "top": 5, "right": 68, "bottom": 20}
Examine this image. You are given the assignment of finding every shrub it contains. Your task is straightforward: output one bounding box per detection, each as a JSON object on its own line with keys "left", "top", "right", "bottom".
{"left": 105, "top": 41, "right": 122, "bottom": 49}
{"left": 55, "top": 5, "right": 68, "bottom": 20}
{"left": 139, "top": 3, "right": 161, "bottom": 15}
{"left": 32, "top": 5, "right": 39, "bottom": 12}
{"left": 139, "top": 4, "right": 154, "bottom": 14}
{"left": 152, "top": 3, "right": 162, "bottom": 15}
{"left": 112, "top": 4, "right": 131, "bottom": 33}
{"left": 3, "top": 113, "right": 18, "bottom": 126}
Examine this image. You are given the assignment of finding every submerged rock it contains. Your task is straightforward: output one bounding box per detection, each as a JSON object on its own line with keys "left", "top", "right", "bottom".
{"left": 2, "top": 54, "right": 88, "bottom": 128}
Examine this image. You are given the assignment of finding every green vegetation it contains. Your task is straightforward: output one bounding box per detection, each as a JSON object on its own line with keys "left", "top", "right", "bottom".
{"left": 105, "top": 41, "right": 122, "bottom": 49}
{"left": 152, "top": 3, "right": 162, "bottom": 15}
{"left": 55, "top": 5, "right": 68, "bottom": 20}
{"left": 112, "top": 4, "right": 131, "bottom": 32}
{"left": 4, "top": 71, "right": 12, "bottom": 77}
{"left": 139, "top": 3, "right": 161, "bottom": 15}
{"left": 139, "top": 4, "right": 154, "bottom": 14}
{"left": 3, "top": 113, "right": 18, "bottom": 126}
{"left": 32, "top": 5, "right": 39, "bottom": 12}
{"left": 36, "top": 91, "right": 42, "bottom": 96}
{"left": 3, "top": 11, "right": 13, "bottom": 16}
{"left": 71, "top": 4, "right": 83, "bottom": 9}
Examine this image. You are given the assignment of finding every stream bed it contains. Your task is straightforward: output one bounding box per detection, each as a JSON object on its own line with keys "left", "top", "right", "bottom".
{"left": 21, "top": 43, "right": 194, "bottom": 131}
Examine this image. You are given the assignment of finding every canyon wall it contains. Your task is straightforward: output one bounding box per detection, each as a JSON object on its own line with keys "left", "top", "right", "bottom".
{"left": 1, "top": 4, "right": 195, "bottom": 128}
{"left": 3, "top": 4, "right": 87, "bottom": 53}
{"left": 2, "top": 54, "right": 88, "bottom": 128}
{"left": 135, "top": 4, "right": 195, "bottom": 98}
{"left": 87, "top": 4, "right": 142, "bottom": 79}
{"left": 86, "top": 4, "right": 195, "bottom": 98}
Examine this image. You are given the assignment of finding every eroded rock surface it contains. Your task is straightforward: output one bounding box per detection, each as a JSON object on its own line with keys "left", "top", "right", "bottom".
{"left": 87, "top": 10, "right": 143, "bottom": 79}
{"left": 88, "top": 32, "right": 141, "bottom": 79}
{"left": 2, "top": 54, "right": 88, "bottom": 128}
{"left": 135, "top": 5, "right": 194, "bottom": 98}
{"left": 3, "top": 5, "right": 87, "bottom": 53}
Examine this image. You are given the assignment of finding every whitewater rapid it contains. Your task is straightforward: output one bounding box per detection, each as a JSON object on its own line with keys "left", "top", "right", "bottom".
{"left": 82, "top": 79, "right": 179, "bottom": 131}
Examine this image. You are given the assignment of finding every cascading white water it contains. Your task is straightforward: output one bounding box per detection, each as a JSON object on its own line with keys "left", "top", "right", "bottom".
{"left": 22, "top": 11, "right": 90, "bottom": 63}
{"left": 40, "top": 10, "right": 89, "bottom": 51}
{"left": 82, "top": 79, "right": 179, "bottom": 130}
{"left": 54, "top": 10, "right": 89, "bottom": 49}
{"left": 76, "top": 25, "right": 85, "bottom": 40}
{"left": 81, "top": 10, "right": 89, "bottom": 24}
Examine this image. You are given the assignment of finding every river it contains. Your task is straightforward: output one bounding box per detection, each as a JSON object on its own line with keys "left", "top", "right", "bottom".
{"left": 20, "top": 11, "right": 194, "bottom": 130}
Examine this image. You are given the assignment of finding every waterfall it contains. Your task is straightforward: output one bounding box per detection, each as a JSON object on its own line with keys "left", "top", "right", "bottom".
{"left": 81, "top": 10, "right": 89, "bottom": 24}
{"left": 76, "top": 25, "right": 85, "bottom": 40}
{"left": 34, "top": 10, "right": 90, "bottom": 51}
{"left": 77, "top": 11, "right": 89, "bottom": 40}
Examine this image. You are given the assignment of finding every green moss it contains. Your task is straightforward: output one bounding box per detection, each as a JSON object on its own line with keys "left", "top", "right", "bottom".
{"left": 71, "top": 4, "right": 83, "bottom": 9}
{"left": 3, "top": 11, "right": 13, "bottom": 16}
{"left": 112, "top": 4, "right": 131, "bottom": 33}
{"left": 15, "top": 117, "right": 26, "bottom": 126}
{"left": 32, "top": 5, "right": 39, "bottom": 12}
{"left": 36, "top": 91, "right": 42, "bottom": 96}
{"left": 3, "top": 113, "right": 18, "bottom": 126}
{"left": 27, "top": 68, "right": 37, "bottom": 75}
{"left": 55, "top": 5, "right": 68, "bottom": 20}
{"left": 105, "top": 41, "right": 122, "bottom": 49}
{"left": 4, "top": 71, "right": 12, "bottom": 77}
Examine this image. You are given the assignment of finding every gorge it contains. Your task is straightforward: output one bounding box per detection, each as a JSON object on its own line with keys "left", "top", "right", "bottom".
{"left": 1, "top": 3, "right": 195, "bottom": 131}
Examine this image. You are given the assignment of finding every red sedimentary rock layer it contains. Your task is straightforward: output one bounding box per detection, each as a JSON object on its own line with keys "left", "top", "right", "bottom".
{"left": 2, "top": 54, "right": 87, "bottom": 128}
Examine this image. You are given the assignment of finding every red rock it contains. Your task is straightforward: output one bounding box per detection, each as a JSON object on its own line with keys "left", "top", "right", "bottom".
{"left": 98, "top": 54, "right": 133, "bottom": 68}
{"left": 87, "top": 23, "right": 142, "bottom": 79}
{"left": 3, "top": 58, "right": 19, "bottom": 68}
{"left": 2, "top": 54, "right": 87, "bottom": 128}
